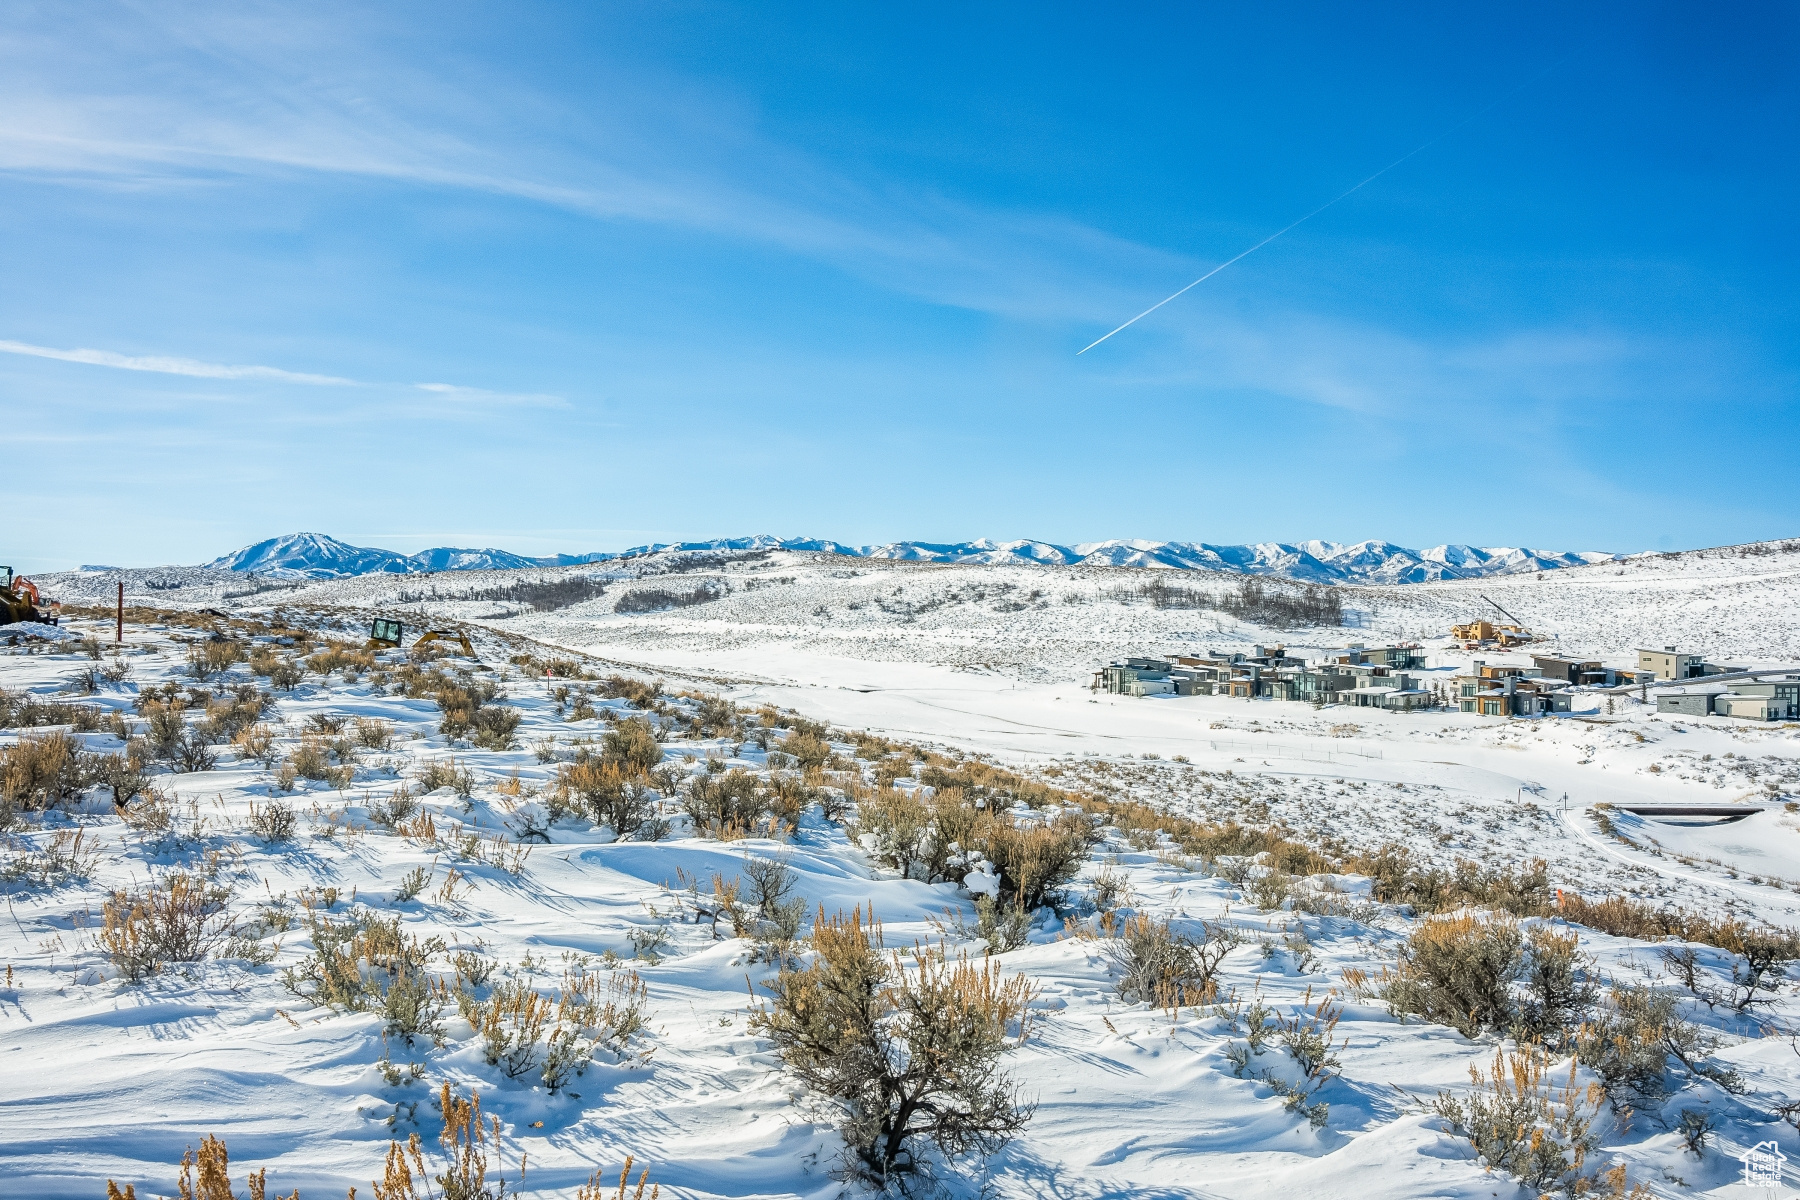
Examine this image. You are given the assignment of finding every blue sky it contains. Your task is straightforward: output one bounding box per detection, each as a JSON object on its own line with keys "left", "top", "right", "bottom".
{"left": 2, "top": 2, "right": 1795, "bottom": 570}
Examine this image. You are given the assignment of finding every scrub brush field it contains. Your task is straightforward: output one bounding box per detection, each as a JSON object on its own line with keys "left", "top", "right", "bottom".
{"left": 4, "top": 577, "right": 1800, "bottom": 1199}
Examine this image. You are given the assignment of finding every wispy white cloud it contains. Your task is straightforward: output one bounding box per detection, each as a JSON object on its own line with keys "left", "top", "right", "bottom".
{"left": 0, "top": 337, "right": 574, "bottom": 413}
{"left": 413, "top": 382, "right": 567, "bottom": 409}
{"left": 0, "top": 337, "right": 358, "bottom": 385}
{"left": 0, "top": 4, "right": 1186, "bottom": 331}
{"left": 0, "top": 2, "right": 1765, "bottom": 441}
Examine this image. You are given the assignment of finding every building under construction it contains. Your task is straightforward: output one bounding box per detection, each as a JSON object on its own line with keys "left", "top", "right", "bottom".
{"left": 1451, "top": 596, "right": 1536, "bottom": 648}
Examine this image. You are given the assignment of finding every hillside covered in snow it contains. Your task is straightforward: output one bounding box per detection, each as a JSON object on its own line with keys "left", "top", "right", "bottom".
{"left": 46, "top": 534, "right": 1800, "bottom": 675}
{"left": 5, "top": 565, "right": 1800, "bottom": 1199}
{"left": 5, "top": 535, "right": 1800, "bottom": 1198}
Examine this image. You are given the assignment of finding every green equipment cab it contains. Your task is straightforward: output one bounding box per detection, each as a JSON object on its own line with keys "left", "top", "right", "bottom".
{"left": 367, "top": 617, "right": 404, "bottom": 649}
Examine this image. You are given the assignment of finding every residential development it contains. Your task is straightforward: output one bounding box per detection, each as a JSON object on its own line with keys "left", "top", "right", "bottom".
{"left": 1094, "top": 639, "right": 1800, "bottom": 722}
{"left": 1094, "top": 643, "right": 1434, "bottom": 711}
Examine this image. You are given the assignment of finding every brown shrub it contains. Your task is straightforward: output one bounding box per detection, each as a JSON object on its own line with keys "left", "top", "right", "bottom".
{"left": 288, "top": 736, "right": 337, "bottom": 782}
{"left": 1341, "top": 844, "right": 1550, "bottom": 915}
{"left": 1559, "top": 892, "right": 1800, "bottom": 1010}
{"left": 1106, "top": 913, "right": 1232, "bottom": 1009}
{"left": 782, "top": 730, "right": 833, "bottom": 771}
{"left": 0, "top": 687, "right": 104, "bottom": 731}
{"left": 1558, "top": 892, "right": 1678, "bottom": 940}
{"left": 186, "top": 640, "right": 245, "bottom": 681}
{"left": 1380, "top": 912, "right": 1523, "bottom": 1038}
{"left": 750, "top": 907, "right": 1037, "bottom": 1185}
{"left": 266, "top": 658, "right": 305, "bottom": 691}
{"left": 1, "top": 825, "right": 101, "bottom": 888}
{"left": 232, "top": 723, "right": 279, "bottom": 768}
{"left": 603, "top": 718, "right": 663, "bottom": 775}
{"left": 855, "top": 787, "right": 934, "bottom": 875}
{"left": 854, "top": 786, "right": 1086, "bottom": 909}
{"left": 1574, "top": 982, "right": 1743, "bottom": 1109}
{"left": 354, "top": 716, "right": 395, "bottom": 750}
{"left": 1, "top": 730, "right": 103, "bottom": 818}
{"left": 199, "top": 688, "right": 269, "bottom": 743}
{"left": 467, "top": 705, "right": 522, "bottom": 751}
{"left": 559, "top": 757, "right": 658, "bottom": 837}
{"left": 597, "top": 674, "right": 663, "bottom": 709}
{"left": 1430, "top": 1049, "right": 1614, "bottom": 1196}
{"left": 308, "top": 641, "right": 376, "bottom": 677}
{"left": 101, "top": 872, "right": 234, "bottom": 981}
{"left": 979, "top": 819, "right": 1088, "bottom": 911}
{"left": 684, "top": 768, "right": 771, "bottom": 835}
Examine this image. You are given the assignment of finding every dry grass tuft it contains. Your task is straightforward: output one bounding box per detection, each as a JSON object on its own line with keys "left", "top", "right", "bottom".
{"left": 372, "top": 1083, "right": 523, "bottom": 1200}
{"left": 576, "top": 1156, "right": 659, "bottom": 1200}
{"left": 106, "top": 1132, "right": 326, "bottom": 1200}
{"left": 2, "top": 825, "right": 101, "bottom": 888}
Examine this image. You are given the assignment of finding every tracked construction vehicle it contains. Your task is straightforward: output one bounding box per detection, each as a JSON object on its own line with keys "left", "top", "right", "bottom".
{"left": 1, "top": 566, "right": 57, "bottom": 625}
{"left": 366, "top": 617, "right": 476, "bottom": 659}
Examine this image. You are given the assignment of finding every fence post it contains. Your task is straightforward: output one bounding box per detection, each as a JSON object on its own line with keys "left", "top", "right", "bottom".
{"left": 116, "top": 581, "right": 123, "bottom": 645}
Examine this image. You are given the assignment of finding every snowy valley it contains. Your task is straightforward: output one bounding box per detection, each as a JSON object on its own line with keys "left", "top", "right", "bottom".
{"left": 5, "top": 537, "right": 1800, "bottom": 1198}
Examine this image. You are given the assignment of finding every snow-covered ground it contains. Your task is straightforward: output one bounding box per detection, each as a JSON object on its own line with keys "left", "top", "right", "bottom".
{"left": 7, "top": 541, "right": 1800, "bottom": 1197}
{"left": 40, "top": 535, "right": 1800, "bottom": 668}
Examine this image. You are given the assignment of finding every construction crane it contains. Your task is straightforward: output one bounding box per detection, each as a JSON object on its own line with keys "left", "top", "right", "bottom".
{"left": 1482, "top": 595, "right": 1530, "bottom": 630}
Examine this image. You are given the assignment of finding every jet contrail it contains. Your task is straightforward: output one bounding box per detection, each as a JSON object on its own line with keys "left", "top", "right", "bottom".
{"left": 1077, "top": 69, "right": 1557, "bottom": 355}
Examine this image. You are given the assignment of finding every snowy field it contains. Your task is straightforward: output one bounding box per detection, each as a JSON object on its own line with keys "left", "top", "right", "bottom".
{"left": 6, "top": 541, "right": 1800, "bottom": 1198}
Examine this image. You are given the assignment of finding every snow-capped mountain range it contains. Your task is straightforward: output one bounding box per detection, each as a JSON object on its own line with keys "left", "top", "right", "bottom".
{"left": 206, "top": 532, "right": 1615, "bottom": 585}
{"left": 206, "top": 533, "right": 616, "bottom": 579}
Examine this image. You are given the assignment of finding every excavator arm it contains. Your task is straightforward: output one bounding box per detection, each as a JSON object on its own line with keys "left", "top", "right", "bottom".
{"left": 413, "top": 629, "right": 477, "bottom": 659}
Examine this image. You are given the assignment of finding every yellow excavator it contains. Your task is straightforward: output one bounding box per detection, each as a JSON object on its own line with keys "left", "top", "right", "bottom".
{"left": 366, "top": 617, "right": 476, "bottom": 659}
{"left": 1, "top": 567, "right": 58, "bottom": 626}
